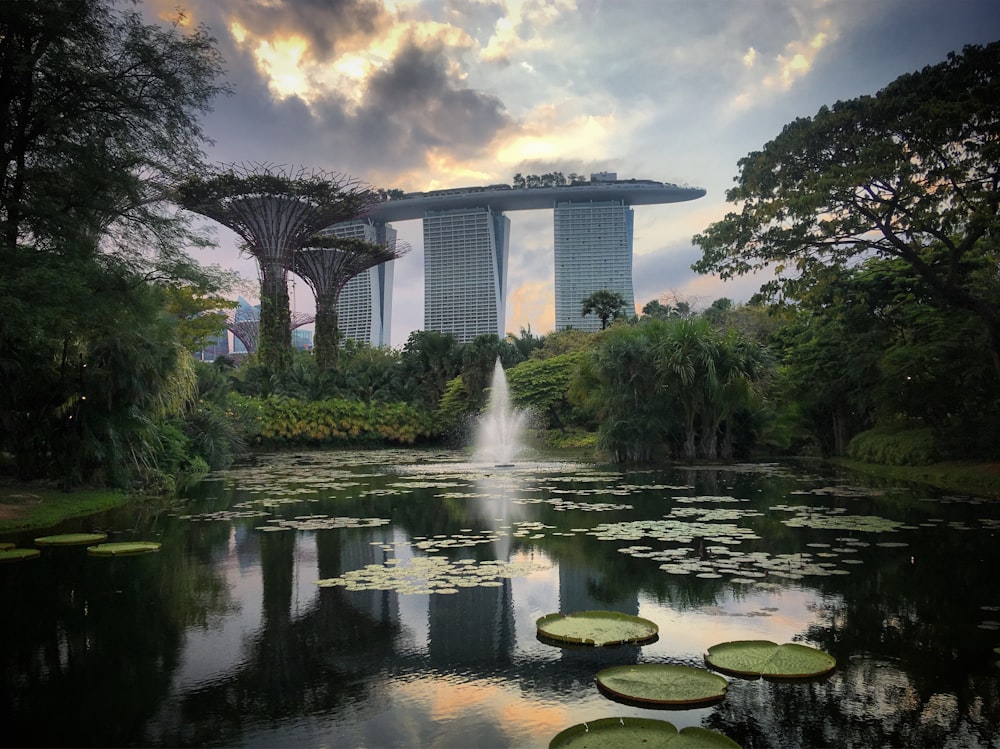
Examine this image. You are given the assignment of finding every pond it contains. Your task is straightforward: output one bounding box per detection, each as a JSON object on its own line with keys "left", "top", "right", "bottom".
{"left": 3, "top": 448, "right": 1000, "bottom": 748}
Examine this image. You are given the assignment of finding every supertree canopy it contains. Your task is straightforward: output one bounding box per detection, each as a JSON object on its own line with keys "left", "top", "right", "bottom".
{"left": 177, "top": 162, "right": 379, "bottom": 371}
{"left": 293, "top": 235, "right": 410, "bottom": 370}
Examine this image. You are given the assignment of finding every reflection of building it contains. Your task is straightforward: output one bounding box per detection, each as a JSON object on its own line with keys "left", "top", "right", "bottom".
{"left": 325, "top": 219, "right": 398, "bottom": 348}
{"left": 553, "top": 197, "right": 635, "bottom": 331}
{"left": 558, "top": 561, "right": 638, "bottom": 616}
{"left": 428, "top": 579, "right": 515, "bottom": 667}
{"left": 423, "top": 208, "right": 510, "bottom": 343}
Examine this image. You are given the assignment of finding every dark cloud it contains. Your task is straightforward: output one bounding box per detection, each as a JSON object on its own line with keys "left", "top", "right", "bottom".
{"left": 632, "top": 241, "right": 704, "bottom": 305}
{"left": 358, "top": 36, "right": 513, "bottom": 158}
{"left": 179, "top": 0, "right": 515, "bottom": 183}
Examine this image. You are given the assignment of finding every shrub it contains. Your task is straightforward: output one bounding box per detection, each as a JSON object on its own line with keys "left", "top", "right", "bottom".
{"left": 847, "top": 425, "right": 938, "bottom": 466}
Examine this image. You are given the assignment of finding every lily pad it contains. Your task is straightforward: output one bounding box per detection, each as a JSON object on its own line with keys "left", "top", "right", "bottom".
{"left": 549, "top": 717, "right": 740, "bottom": 748}
{"left": 35, "top": 532, "right": 108, "bottom": 546}
{"left": 705, "top": 640, "right": 835, "bottom": 679}
{"left": 0, "top": 542, "right": 14, "bottom": 551}
{"left": 537, "top": 610, "right": 659, "bottom": 646}
{"left": 87, "top": 541, "right": 161, "bottom": 557}
{"left": 595, "top": 664, "right": 728, "bottom": 707}
{"left": 0, "top": 547, "right": 41, "bottom": 563}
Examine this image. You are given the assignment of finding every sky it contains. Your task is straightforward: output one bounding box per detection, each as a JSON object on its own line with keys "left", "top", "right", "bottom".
{"left": 144, "top": 0, "right": 1000, "bottom": 347}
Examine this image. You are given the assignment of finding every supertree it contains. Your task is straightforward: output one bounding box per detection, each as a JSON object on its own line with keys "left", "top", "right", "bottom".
{"left": 176, "top": 163, "right": 378, "bottom": 371}
{"left": 226, "top": 311, "right": 316, "bottom": 357}
{"left": 293, "top": 234, "right": 410, "bottom": 370}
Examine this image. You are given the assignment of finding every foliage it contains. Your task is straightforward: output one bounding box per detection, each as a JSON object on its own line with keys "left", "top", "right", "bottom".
{"left": 397, "top": 330, "right": 464, "bottom": 410}
{"left": 595, "top": 664, "right": 729, "bottom": 707}
{"left": 693, "top": 42, "right": 1000, "bottom": 371}
{"left": 245, "top": 396, "right": 438, "bottom": 447}
{"left": 0, "top": 0, "right": 229, "bottom": 490}
{"left": 529, "top": 328, "right": 594, "bottom": 360}
{"left": 436, "top": 376, "right": 474, "bottom": 441}
{"left": 704, "top": 640, "right": 836, "bottom": 679}
{"left": 847, "top": 425, "right": 938, "bottom": 466}
{"left": 505, "top": 352, "right": 586, "bottom": 429}
{"left": 581, "top": 290, "right": 627, "bottom": 330}
{"left": 571, "top": 319, "right": 772, "bottom": 463}
{"left": 536, "top": 610, "right": 658, "bottom": 646}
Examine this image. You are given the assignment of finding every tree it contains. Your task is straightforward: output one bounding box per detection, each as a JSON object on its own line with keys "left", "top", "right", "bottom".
{"left": 0, "top": 0, "right": 229, "bottom": 485}
{"left": 397, "top": 330, "right": 463, "bottom": 410}
{"left": 693, "top": 42, "right": 1000, "bottom": 375}
{"left": 581, "top": 290, "right": 626, "bottom": 330}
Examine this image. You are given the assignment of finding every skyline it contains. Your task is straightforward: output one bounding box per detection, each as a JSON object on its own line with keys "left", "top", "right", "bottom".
{"left": 142, "top": 0, "right": 1000, "bottom": 346}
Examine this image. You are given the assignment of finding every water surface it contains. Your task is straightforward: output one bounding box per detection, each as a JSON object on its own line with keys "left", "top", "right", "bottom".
{"left": 3, "top": 449, "right": 1000, "bottom": 748}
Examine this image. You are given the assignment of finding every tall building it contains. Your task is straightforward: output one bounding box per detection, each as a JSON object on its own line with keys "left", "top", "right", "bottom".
{"left": 327, "top": 219, "right": 398, "bottom": 347}
{"left": 553, "top": 199, "right": 635, "bottom": 331}
{"left": 423, "top": 207, "right": 510, "bottom": 343}
{"left": 368, "top": 175, "right": 704, "bottom": 341}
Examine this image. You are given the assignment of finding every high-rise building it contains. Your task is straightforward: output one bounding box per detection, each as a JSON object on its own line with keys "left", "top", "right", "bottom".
{"left": 553, "top": 199, "right": 635, "bottom": 332}
{"left": 327, "top": 219, "right": 398, "bottom": 347}
{"left": 423, "top": 207, "right": 510, "bottom": 343}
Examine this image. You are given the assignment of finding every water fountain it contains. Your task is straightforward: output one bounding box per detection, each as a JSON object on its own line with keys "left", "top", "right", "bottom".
{"left": 474, "top": 359, "right": 526, "bottom": 467}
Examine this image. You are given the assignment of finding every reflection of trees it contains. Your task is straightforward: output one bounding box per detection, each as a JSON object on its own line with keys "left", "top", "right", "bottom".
{"left": 0, "top": 516, "right": 232, "bottom": 747}
{"left": 706, "top": 659, "right": 1000, "bottom": 748}
{"left": 150, "top": 528, "right": 401, "bottom": 746}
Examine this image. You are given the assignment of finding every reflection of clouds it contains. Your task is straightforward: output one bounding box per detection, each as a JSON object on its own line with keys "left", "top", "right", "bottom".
{"left": 636, "top": 588, "right": 830, "bottom": 663}
{"left": 393, "top": 674, "right": 571, "bottom": 744}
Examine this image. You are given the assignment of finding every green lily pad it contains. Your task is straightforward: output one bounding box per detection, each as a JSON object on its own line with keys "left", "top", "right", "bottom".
{"left": 87, "top": 541, "right": 161, "bottom": 557}
{"left": 35, "top": 532, "right": 108, "bottom": 546}
{"left": 537, "top": 610, "right": 659, "bottom": 646}
{"left": 0, "top": 548, "right": 41, "bottom": 563}
{"left": 705, "top": 640, "right": 836, "bottom": 679}
{"left": 595, "top": 664, "right": 729, "bottom": 707}
{"left": 549, "top": 717, "right": 741, "bottom": 748}
{"left": 0, "top": 542, "right": 14, "bottom": 551}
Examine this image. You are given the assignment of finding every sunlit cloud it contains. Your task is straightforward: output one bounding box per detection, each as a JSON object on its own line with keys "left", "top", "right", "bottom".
{"left": 226, "top": 9, "right": 475, "bottom": 109}
{"left": 729, "top": 17, "right": 837, "bottom": 111}
{"left": 507, "top": 279, "right": 555, "bottom": 334}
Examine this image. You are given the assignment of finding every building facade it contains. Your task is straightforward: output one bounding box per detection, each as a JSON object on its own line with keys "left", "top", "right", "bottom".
{"left": 553, "top": 199, "right": 635, "bottom": 332}
{"left": 327, "top": 219, "right": 398, "bottom": 347}
{"left": 422, "top": 207, "right": 510, "bottom": 343}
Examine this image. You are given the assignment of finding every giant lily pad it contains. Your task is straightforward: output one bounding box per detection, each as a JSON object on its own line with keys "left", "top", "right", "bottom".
{"left": 0, "top": 542, "right": 14, "bottom": 551}
{"left": 537, "top": 610, "right": 659, "bottom": 646}
{"left": 705, "top": 640, "right": 835, "bottom": 679}
{"left": 87, "top": 541, "right": 161, "bottom": 557}
{"left": 595, "top": 664, "right": 728, "bottom": 707}
{"left": 0, "top": 547, "right": 40, "bottom": 563}
{"left": 35, "top": 532, "right": 108, "bottom": 546}
{"left": 549, "top": 717, "right": 740, "bottom": 748}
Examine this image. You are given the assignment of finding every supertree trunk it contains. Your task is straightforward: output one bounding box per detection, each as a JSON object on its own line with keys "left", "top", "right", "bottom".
{"left": 313, "top": 293, "right": 341, "bottom": 371}
{"left": 259, "top": 262, "right": 292, "bottom": 372}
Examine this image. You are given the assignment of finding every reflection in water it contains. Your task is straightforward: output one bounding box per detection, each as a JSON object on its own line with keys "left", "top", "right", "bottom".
{"left": 3, "top": 449, "right": 1000, "bottom": 747}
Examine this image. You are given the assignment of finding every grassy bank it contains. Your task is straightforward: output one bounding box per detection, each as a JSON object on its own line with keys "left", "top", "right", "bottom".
{"left": 834, "top": 459, "right": 1000, "bottom": 498}
{"left": 0, "top": 483, "right": 130, "bottom": 534}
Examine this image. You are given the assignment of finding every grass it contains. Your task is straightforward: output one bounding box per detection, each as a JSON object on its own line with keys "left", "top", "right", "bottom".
{"left": 834, "top": 459, "right": 1000, "bottom": 498}
{"left": 0, "top": 482, "right": 130, "bottom": 533}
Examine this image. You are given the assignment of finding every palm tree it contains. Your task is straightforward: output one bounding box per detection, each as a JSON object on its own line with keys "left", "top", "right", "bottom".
{"left": 654, "top": 317, "right": 719, "bottom": 461}
{"left": 582, "top": 290, "right": 627, "bottom": 330}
